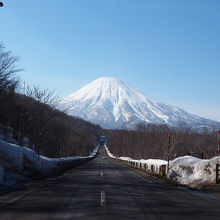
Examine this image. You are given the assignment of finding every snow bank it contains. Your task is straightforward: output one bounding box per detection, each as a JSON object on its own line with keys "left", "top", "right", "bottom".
{"left": 105, "top": 146, "right": 116, "bottom": 159}
{"left": 105, "top": 145, "right": 220, "bottom": 185}
{"left": 0, "top": 164, "right": 4, "bottom": 183}
{"left": 105, "top": 145, "right": 167, "bottom": 174}
{"left": 0, "top": 140, "right": 24, "bottom": 173}
{"left": 140, "top": 159, "right": 167, "bottom": 173}
{"left": 0, "top": 139, "right": 98, "bottom": 178}
{"left": 168, "top": 156, "right": 219, "bottom": 185}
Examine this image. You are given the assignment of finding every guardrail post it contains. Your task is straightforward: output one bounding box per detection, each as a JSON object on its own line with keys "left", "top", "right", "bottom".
{"left": 151, "top": 165, "right": 154, "bottom": 172}
{"left": 216, "top": 164, "right": 220, "bottom": 183}
{"left": 160, "top": 165, "right": 166, "bottom": 176}
{"left": 167, "top": 133, "right": 171, "bottom": 174}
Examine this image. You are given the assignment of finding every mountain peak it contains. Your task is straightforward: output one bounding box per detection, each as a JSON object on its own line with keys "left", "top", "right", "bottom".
{"left": 59, "top": 77, "right": 217, "bottom": 129}
{"left": 84, "top": 77, "right": 124, "bottom": 87}
{"left": 93, "top": 77, "right": 121, "bottom": 82}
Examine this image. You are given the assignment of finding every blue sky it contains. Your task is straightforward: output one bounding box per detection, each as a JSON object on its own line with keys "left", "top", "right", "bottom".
{"left": 0, "top": 0, "right": 220, "bottom": 121}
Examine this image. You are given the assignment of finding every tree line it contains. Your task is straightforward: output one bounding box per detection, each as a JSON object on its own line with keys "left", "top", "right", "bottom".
{"left": 106, "top": 123, "right": 219, "bottom": 160}
{"left": 0, "top": 43, "right": 102, "bottom": 157}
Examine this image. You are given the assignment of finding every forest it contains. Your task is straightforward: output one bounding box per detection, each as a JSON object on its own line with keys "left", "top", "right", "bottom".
{"left": 0, "top": 43, "right": 102, "bottom": 157}
{"left": 106, "top": 123, "right": 218, "bottom": 160}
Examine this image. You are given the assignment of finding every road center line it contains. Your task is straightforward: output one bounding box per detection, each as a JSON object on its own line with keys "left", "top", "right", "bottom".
{"left": 128, "top": 170, "right": 153, "bottom": 183}
{"left": 100, "top": 191, "right": 106, "bottom": 206}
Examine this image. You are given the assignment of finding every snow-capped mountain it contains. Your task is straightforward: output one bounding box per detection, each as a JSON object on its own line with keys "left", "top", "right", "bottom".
{"left": 59, "top": 77, "right": 218, "bottom": 129}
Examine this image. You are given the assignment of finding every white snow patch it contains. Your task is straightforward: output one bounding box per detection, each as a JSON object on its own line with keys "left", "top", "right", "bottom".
{"left": 168, "top": 156, "right": 219, "bottom": 185}
{"left": 105, "top": 146, "right": 116, "bottom": 159}
{"left": 105, "top": 145, "right": 220, "bottom": 185}
{"left": 105, "top": 145, "right": 167, "bottom": 174}
{"left": 0, "top": 164, "right": 4, "bottom": 183}
{"left": 0, "top": 140, "right": 24, "bottom": 173}
{"left": 0, "top": 139, "right": 98, "bottom": 181}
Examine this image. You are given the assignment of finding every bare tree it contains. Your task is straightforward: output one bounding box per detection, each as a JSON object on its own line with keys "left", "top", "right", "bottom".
{"left": 0, "top": 43, "right": 22, "bottom": 139}
{"left": 107, "top": 124, "right": 218, "bottom": 160}
{"left": 0, "top": 43, "right": 101, "bottom": 158}
{"left": 22, "top": 84, "right": 59, "bottom": 108}
{"left": 0, "top": 43, "right": 21, "bottom": 94}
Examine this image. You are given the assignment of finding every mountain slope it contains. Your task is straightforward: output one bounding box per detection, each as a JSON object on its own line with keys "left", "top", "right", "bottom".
{"left": 59, "top": 77, "right": 218, "bottom": 129}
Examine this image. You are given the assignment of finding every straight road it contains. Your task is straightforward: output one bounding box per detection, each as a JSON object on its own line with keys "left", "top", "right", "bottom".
{"left": 1, "top": 146, "right": 220, "bottom": 219}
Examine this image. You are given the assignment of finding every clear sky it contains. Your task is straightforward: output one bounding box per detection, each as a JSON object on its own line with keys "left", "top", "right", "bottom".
{"left": 0, "top": 0, "right": 219, "bottom": 121}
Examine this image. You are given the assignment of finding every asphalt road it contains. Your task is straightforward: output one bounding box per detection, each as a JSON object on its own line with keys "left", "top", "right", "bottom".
{"left": 1, "top": 146, "right": 220, "bottom": 219}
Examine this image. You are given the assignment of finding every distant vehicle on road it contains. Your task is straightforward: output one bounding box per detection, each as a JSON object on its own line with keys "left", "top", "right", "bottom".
{"left": 99, "top": 136, "right": 107, "bottom": 145}
{"left": 102, "top": 156, "right": 107, "bottom": 159}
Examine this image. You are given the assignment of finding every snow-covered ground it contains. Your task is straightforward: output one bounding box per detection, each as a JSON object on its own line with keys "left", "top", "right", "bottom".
{"left": 105, "top": 146, "right": 167, "bottom": 174}
{"left": 168, "top": 156, "right": 219, "bottom": 185}
{"left": 0, "top": 139, "right": 98, "bottom": 185}
{"left": 105, "top": 146, "right": 220, "bottom": 185}
{"left": 0, "top": 126, "right": 30, "bottom": 147}
{"left": 0, "top": 164, "right": 4, "bottom": 183}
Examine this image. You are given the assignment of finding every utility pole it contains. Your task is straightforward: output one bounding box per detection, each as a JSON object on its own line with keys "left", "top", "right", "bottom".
{"left": 218, "top": 130, "right": 220, "bottom": 164}
{"left": 38, "top": 132, "right": 42, "bottom": 160}
{"left": 216, "top": 130, "right": 220, "bottom": 183}
{"left": 167, "top": 133, "right": 171, "bottom": 175}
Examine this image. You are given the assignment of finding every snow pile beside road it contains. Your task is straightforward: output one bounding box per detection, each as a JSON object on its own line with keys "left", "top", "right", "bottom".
{"left": 90, "top": 145, "right": 99, "bottom": 157}
{"left": 0, "top": 139, "right": 97, "bottom": 181}
{"left": 0, "top": 164, "right": 3, "bottom": 183}
{"left": 120, "top": 157, "right": 167, "bottom": 173}
{"left": 168, "top": 156, "right": 218, "bottom": 185}
{"left": 105, "top": 145, "right": 167, "bottom": 173}
{"left": 105, "top": 145, "right": 219, "bottom": 185}
{"left": 140, "top": 159, "right": 167, "bottom": 173}
{"left": 105, "top": 146, "right": 116, "bottom": 159}
{"left": 0, "top": 141, "right": 24, "bottom": 173}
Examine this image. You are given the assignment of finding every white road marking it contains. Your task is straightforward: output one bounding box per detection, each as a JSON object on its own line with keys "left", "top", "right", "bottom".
{"left": 183, "top": 188, "right": 220, "bottom": 206}
{"left": 100, "top": 191, "right": 106, "bottom": 206}
{"left": 1, "top": 182, "right": 50, "bottom": 208}
{"left": 128, "top": 170, "right": 153, "bottom": 183}
{"left": 0, "top": 173, "right": 67, "bottom": 209}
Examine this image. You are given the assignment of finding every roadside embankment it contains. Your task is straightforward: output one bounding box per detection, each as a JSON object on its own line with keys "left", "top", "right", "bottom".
{"left": 0, "top": 139, "right": 98, "bottom": 183}
{"left": 105, "top": 145, "right": 220, "bottom": 187}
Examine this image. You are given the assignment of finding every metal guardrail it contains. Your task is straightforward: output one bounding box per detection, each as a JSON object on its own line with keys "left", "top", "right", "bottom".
{"left": 118, "top": 158, "right": 167, "bottom": 177}
{"left": 105, "top": 146, "right": 167, "bottom": 177}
